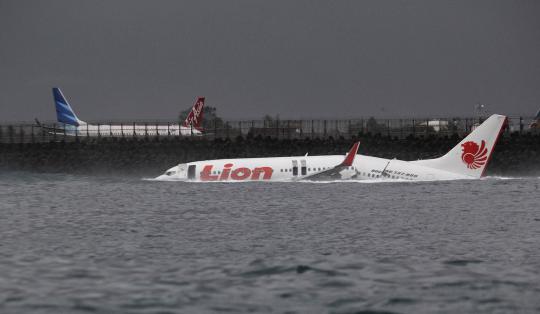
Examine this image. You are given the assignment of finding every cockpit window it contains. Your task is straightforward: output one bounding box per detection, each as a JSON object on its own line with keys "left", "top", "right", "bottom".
{"left": 166, "top": 171, "right": 176, "bottom": 176}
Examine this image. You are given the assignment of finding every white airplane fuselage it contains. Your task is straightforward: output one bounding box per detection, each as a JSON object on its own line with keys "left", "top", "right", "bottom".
{"left": 157, "top": 154, "right": 468, "bottom": 182}
{"left": 50, "top": 123, "right": 202, "bottom": 137}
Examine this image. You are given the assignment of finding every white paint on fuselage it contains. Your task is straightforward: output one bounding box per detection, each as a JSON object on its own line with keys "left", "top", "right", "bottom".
{"left": 51, "top": 123, "right": 202, "bottom": 136}
{"left": 156, "top": 154, "right": 471, "bottom": 182}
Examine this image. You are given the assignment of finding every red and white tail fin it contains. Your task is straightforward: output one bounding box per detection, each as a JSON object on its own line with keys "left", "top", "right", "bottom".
{"left": 182, "top": 97, "right": 205, "bottom": 130}
{"left": 412, "top": 114, "right": 507, "bottom": 178}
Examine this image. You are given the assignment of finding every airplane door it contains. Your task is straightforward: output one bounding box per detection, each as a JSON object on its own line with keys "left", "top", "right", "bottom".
{"left": 300, "top": 160, "right": 307, "bottom": 175}
{"left": 188, "top": 165, "right": 196, "bottom": 180}
{"left": 292, "top": 160, "right": 298, "bottom": 176}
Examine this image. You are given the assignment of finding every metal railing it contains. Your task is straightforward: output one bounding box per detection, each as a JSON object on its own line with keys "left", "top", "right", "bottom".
{"left": 0, "top": 116, "right": 537, "bottom": 143}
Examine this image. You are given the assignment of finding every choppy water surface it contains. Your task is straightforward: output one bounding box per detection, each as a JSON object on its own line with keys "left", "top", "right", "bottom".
{"left": 0, "top": 172, "right": 539, "bottom": 314}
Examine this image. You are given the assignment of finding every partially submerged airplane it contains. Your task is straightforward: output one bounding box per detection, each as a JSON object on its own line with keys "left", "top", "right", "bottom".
{"left": 157, "top": 114, "right": 507, "bottom": 181}
{"left": 36, "top": 88, "right": 205, "bottom": 136}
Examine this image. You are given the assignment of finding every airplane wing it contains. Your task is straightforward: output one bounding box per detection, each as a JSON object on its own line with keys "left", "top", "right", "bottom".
{"left": 34, "top": 119, "right": 73, "bottom": 135}
{"left": 301, "top": 141, "right": 360, "bottom": 181}
{"left": 34, "top": 119, "right": 58, "bottom": 132}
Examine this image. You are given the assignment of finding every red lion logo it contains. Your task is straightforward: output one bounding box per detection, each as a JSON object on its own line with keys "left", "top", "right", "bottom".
{"left": 461, "top": 140, "right": 488, "bottom": 169}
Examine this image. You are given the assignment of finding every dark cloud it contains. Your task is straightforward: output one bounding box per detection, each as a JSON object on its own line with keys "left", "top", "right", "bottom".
{"left": 1, "top": 0, "right": 539, "bottom": 121}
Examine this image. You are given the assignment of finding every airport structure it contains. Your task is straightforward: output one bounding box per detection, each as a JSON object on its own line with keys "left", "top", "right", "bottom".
{"left": 1, "top": 88, "right": 538, "bottom": 143}
{"left": 0, "top": 115, "right": 537, "bottom": 144}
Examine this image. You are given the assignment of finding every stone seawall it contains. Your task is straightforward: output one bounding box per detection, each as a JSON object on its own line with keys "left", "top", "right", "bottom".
{"left": 0, "top": 133, "right": 539, "bottom": 177}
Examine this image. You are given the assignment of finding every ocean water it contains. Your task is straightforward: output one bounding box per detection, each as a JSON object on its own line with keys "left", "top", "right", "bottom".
{"left": 0, "top": 172, "right": 539, "bottom": 314}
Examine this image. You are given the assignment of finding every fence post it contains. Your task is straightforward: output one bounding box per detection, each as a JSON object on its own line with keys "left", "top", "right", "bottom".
{"left": 121, "top": 123, "right": 124, "bottom": 138}
{"left": 19, "top": 125, "right": 24, "bottom": 143}
{"left": 167, "top": 122, "right": 170, "bottom": 137}
{"left": 7, "top": 125, "right": 13, "bottom": 143}
{"left": 98, "top": 124, "right": 101, "bottom": 139}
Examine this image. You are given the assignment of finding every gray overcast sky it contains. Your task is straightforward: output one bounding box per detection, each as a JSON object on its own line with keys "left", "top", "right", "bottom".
{"left": 0, "top": 0, "right": 539, "bottom": 121}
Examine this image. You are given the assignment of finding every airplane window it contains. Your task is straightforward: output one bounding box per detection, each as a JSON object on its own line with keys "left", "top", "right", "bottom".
{"left": 280, "top": 169, "right": 283, "bottom": 172}
{"left": 318, "top": 168, "right": 321, "bottom": 171}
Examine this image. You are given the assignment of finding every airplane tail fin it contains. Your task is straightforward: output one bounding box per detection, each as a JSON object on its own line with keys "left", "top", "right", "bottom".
{"left": 413, "top": 114, "right": 507, "bottom": 178}
{"left": 53, "top": 87, "right": 85, "bottom": 126}
{"left": 182, "top": 97, "right": 205, "bottom": 130}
